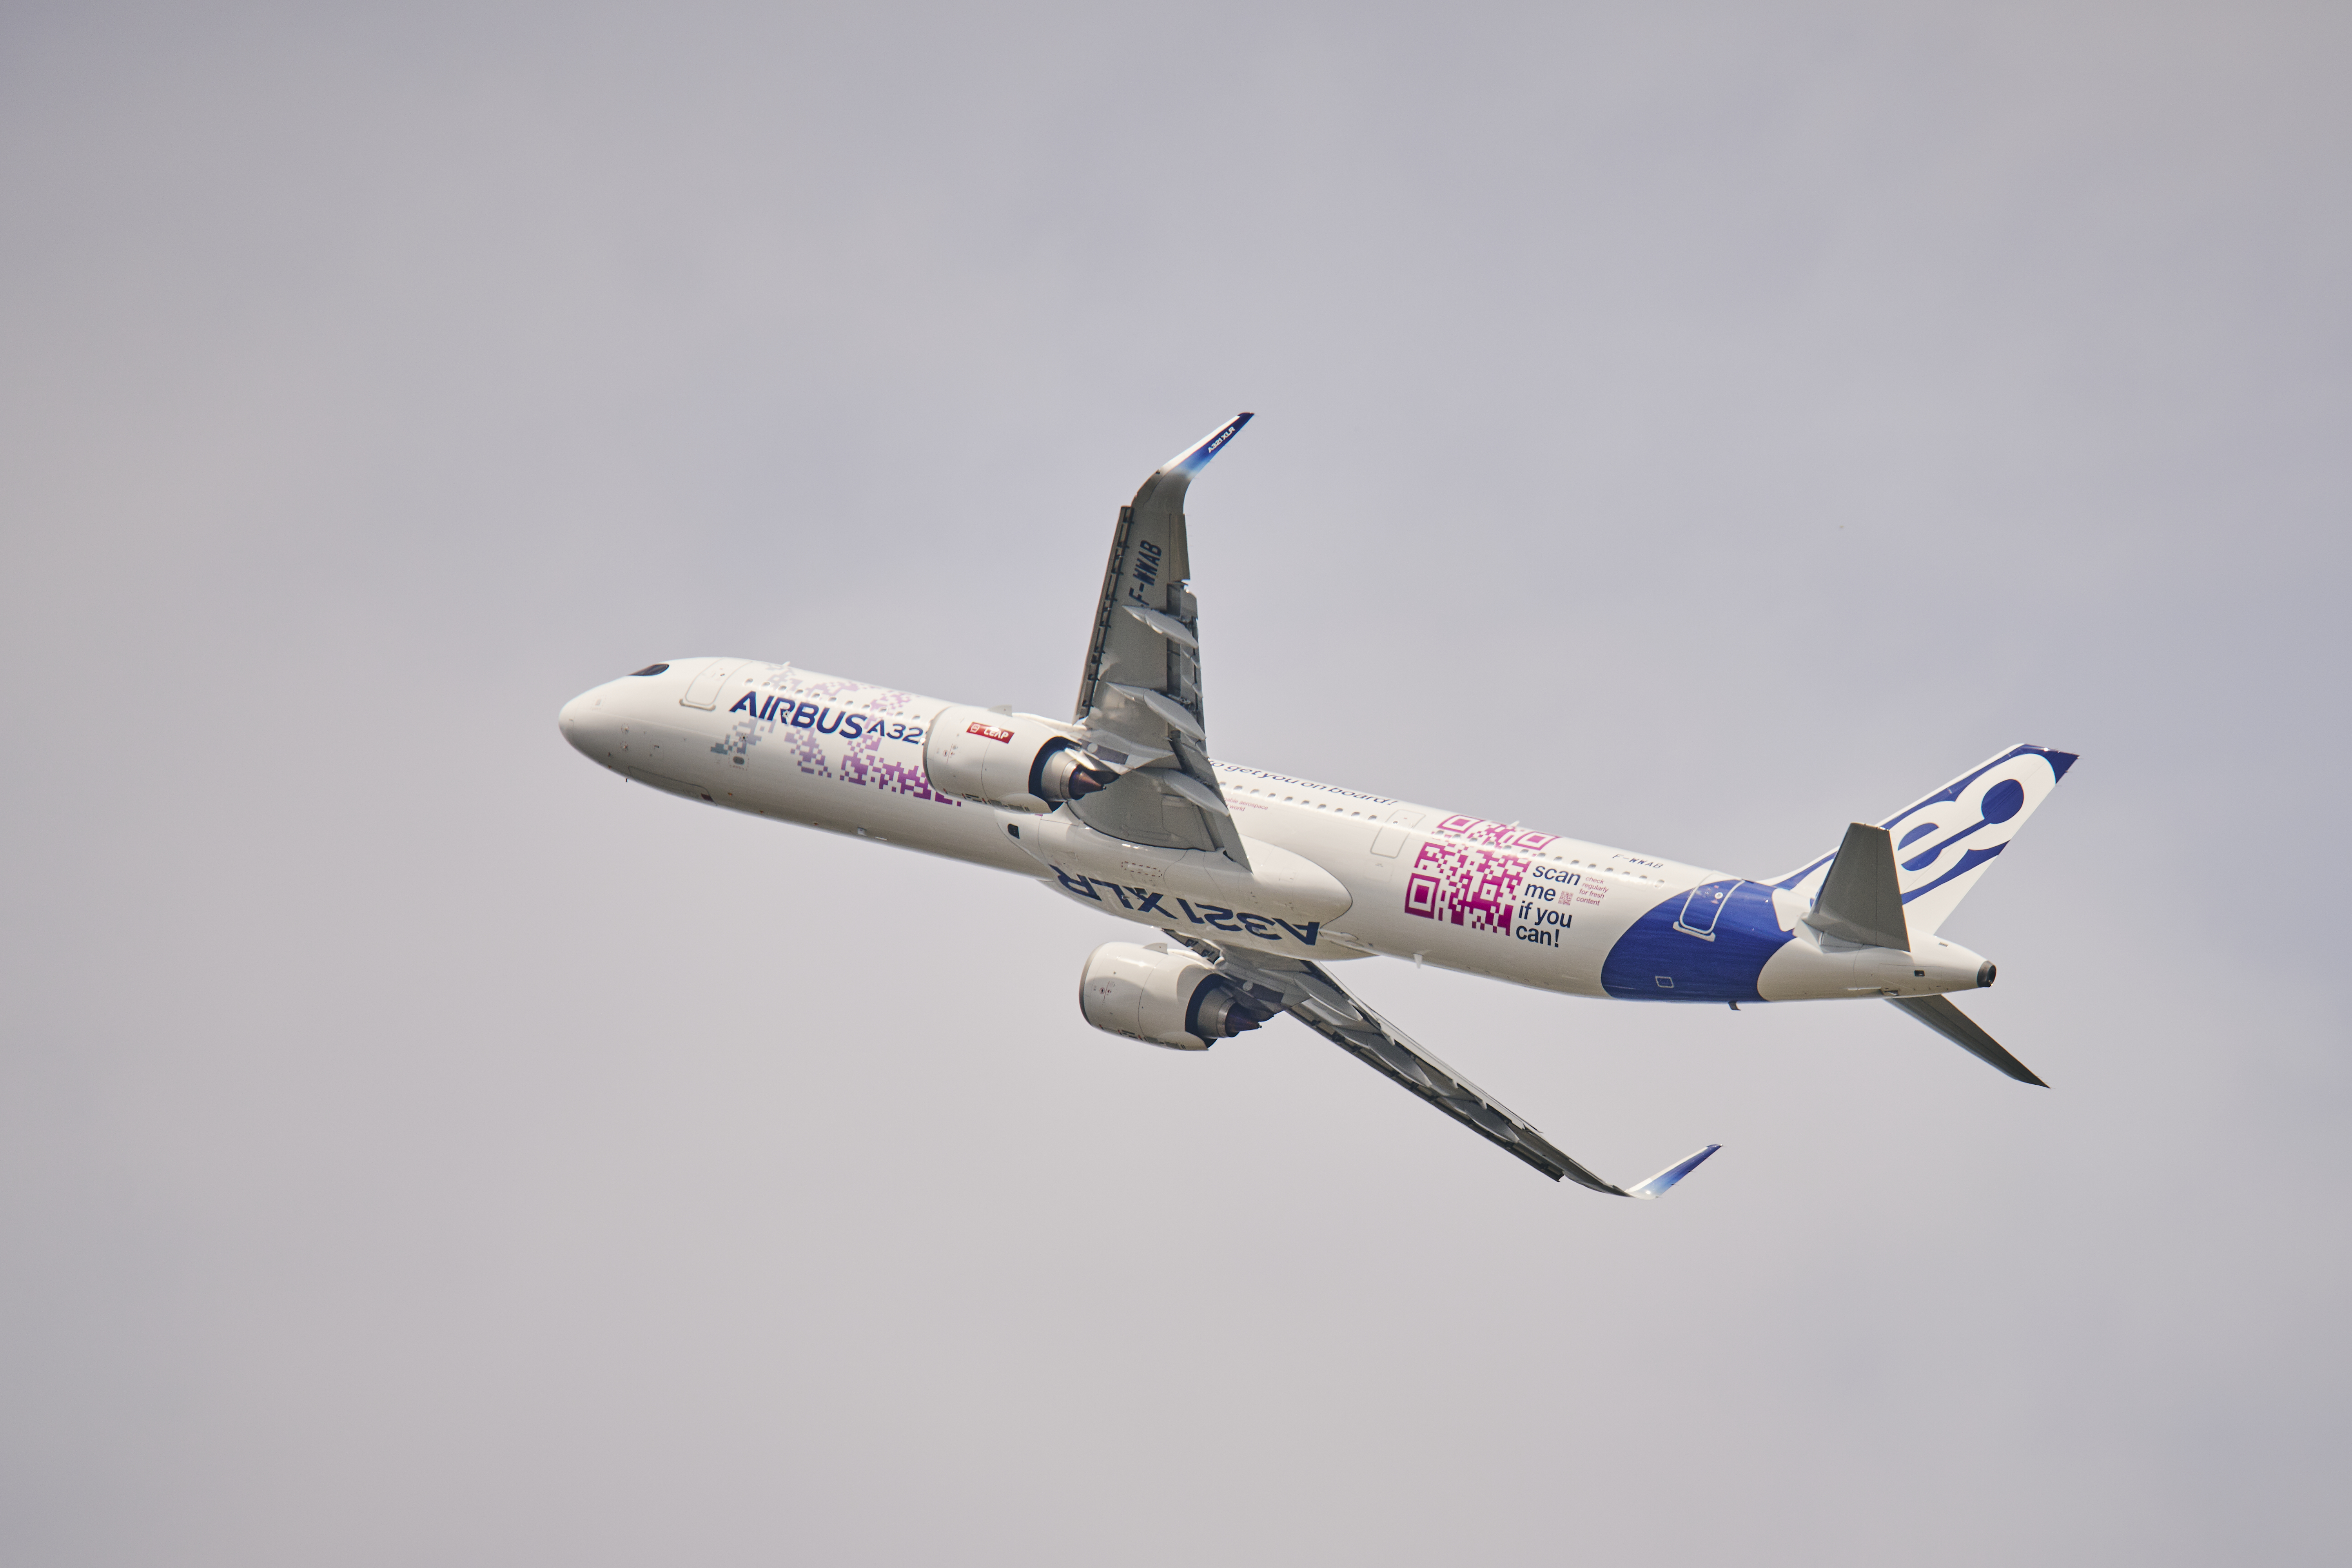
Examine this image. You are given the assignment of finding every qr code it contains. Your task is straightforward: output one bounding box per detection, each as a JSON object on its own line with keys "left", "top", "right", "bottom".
{"left": 1402, "top": 816, "right": 1558, "bottom": 935}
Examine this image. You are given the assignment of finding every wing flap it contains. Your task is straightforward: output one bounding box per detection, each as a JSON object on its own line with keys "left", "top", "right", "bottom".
{"left": 1146, "top": 766, "right": 1231, "bottom": 819}
{"left": 1105, "top": 682, "right": 1207, "bottom": 742}
{"left": 1121, "top": 603, "right": 1199, "bottom": 649}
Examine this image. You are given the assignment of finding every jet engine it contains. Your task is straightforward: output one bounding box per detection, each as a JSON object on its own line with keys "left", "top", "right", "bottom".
{"left": 1078, "top": 942, "right": 1273, "bottom": 1051}
{"left": 924, "top": 706, "right": 1115, "bottom": 813}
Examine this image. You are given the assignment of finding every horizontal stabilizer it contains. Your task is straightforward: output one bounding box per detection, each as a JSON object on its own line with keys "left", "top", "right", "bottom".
{"left": 1808, "top": 822, "right": 1911, "bottom": 950}
{"left": 1887, "top": 995, "right": 2047, "bottom": 1087}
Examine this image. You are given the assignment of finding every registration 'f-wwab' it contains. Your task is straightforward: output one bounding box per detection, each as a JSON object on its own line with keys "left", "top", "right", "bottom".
{"left": 560, "top": 416, "right": 2075, "bottom": 1198}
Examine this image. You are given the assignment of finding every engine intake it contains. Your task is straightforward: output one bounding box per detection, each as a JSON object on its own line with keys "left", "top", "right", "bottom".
{"left": 924, "top": 706, "right": 1114, "bottom": 813}
{"left": 1078, "top": 941, "right": 1272, "bottom": 1051}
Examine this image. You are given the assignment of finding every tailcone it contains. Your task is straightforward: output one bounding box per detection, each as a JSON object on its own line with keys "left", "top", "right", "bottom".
{"left": 1757, "top": 931, "right": 1996, "bottom": 1002}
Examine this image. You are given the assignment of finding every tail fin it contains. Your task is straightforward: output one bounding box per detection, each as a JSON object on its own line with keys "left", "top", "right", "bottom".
{"left": 1770, "top": 744, "right": 2078, "bottom": 938}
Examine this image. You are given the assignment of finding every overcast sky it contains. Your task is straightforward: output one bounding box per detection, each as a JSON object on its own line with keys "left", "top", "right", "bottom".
{"left": 3, "top": 2, "right": 2346, "bottom": 1563}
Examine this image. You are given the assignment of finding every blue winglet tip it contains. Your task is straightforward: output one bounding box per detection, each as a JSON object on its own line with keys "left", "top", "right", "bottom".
{"left": 1628, "top": 1143, "right": 1722, "bottom": 1199}
{"left": 1165, "top": 412, "right": 1254, "bottom": 475}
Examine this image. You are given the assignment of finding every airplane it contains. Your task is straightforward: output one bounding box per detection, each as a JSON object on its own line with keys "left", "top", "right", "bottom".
{"left": 557, "top": 414, "right": 2076, "bottom": 1199}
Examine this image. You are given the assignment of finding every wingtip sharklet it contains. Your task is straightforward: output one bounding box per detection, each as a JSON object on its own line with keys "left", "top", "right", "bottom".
{"left": 1624, "top": 1143, "right": 1723, "bottom": 1199}
{"left": 1161, "top": 412, "right": 1254, "bottom": 476}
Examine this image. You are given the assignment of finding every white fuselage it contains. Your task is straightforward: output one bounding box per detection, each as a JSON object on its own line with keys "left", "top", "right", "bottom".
{"left": 559, "top": 659, "right": 1990, "bottom": 1006}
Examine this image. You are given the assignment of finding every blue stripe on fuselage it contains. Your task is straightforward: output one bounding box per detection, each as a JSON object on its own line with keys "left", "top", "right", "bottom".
{"left": 1600, "top": 880, "right": 1793, "bottom": 1002}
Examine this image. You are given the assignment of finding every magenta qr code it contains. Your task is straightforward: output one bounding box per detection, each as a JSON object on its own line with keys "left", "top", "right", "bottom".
{"left": 1402, "top": 816, "right": 1557, "bottom": 935}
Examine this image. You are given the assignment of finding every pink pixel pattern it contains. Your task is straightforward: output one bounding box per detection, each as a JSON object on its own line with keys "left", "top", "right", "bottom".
{"left": 731, "top": 669, "right": 960, "bottom": 807}
{"left": 1403, "top": 815, "right": 1558, "bottom": 936}
{"left": 831, "top": 684, "right": 960, "bottom": 806}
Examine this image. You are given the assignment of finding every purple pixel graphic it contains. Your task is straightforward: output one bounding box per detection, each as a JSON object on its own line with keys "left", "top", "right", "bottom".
{"left": 724, "top": 668, "right": 962, "bottom": 808}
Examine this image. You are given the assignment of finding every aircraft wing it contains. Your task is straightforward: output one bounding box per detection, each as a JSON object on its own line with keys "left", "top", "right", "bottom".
{"left": 1169, "top": 935, "right": 1720, "bottom": 1196}
{"left": 1067, "top": 414, "right": 1254, "bottom": 867}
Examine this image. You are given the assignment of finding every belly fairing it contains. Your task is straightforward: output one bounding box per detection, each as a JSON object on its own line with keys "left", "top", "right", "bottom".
{"left": 1599, "top": 880, "right": 1795, "bottom": 1002}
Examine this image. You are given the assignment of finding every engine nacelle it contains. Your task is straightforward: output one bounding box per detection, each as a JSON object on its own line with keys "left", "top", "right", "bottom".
{"left": 1078, "top": 942, "right": 1271, "bottom": 1051}
{"left": 924, "top": 706, "right": 1114, "bottom": 813}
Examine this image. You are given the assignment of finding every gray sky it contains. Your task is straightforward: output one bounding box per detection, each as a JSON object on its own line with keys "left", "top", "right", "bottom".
{"left": 3, "top": 2, "right": 2345, "bottom": 1563}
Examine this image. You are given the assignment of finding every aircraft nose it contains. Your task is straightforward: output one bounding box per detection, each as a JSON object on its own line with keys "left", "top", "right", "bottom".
{"left": 558, "top": 687, "right": 610, "bottom": 759}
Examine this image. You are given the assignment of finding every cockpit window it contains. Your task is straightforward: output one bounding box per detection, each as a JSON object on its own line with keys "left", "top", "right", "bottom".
{"left": 627, "top": 663, "right": 671, "bottom": 677}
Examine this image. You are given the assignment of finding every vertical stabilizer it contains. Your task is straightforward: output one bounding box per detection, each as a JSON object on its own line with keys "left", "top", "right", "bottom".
{"left": 1772, "top": 744, "right": 2077, "bottom": 937}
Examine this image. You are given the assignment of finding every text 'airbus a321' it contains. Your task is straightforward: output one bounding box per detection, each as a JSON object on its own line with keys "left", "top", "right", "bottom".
{"left": 559, "top": 414, "right": 2076, "bottom": 1198}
